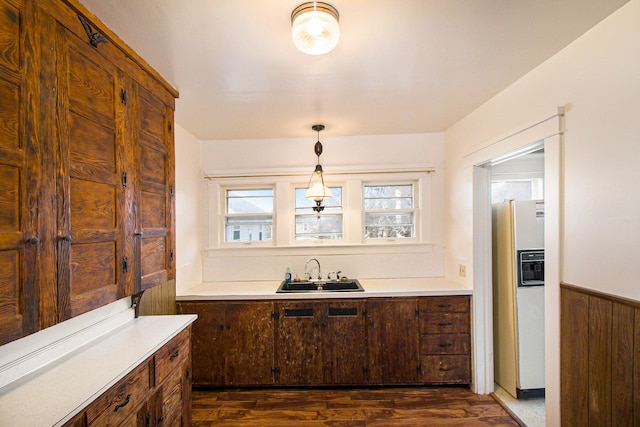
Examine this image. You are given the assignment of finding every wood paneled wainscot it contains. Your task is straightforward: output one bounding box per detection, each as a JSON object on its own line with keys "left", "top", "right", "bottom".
{"left": 561, "top": 283, "right": 640, "bottom": 426}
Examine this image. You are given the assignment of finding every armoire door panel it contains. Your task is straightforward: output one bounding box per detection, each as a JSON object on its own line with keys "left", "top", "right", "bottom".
{"left": 0, "top": 78, "right": 19, "bottom": 152}
{"left": 0, "top": 0, "right": 20, "bottom": 72}
{"left": 139, "top": 143, "right": 167, "bottom": 190}
{"left": 0, "top": 164, "right": 19, "bottom": 230}
{"left": 68, "top": 112, "right": 117, "bottom": 172}
{"left": 66, "top": 45, "right": 115, "bottom": 128}
{"left": 141, "top": 191, "right": 166, "bottom": 229}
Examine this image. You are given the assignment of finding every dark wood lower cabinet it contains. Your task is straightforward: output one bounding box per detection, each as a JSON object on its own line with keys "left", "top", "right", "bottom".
{"left": 177, "top": 295, "right": 471, "bottom": 387}
{"left": 367, "top": 298, "right": 420, "bottom": 384}
{"left": 62, "top": 327, "right": 192, "bottom": 427}
{"left": 177, "top": 301, "right": 275, "bottom": 387}
{"left": 275, "top": 299, "right": 367, "bottom": 385}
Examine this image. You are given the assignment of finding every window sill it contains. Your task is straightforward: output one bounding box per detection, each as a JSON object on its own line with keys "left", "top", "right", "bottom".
{"left": 204, "top": 241, "right": 437, "bottom": 258}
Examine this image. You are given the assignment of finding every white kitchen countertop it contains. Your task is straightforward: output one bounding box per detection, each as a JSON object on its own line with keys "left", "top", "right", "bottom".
{"left": 177, "top": 277, "right": 471, "bottom": 300}
{"left": 0, "top": 314, "right": 197, "bottom": 426}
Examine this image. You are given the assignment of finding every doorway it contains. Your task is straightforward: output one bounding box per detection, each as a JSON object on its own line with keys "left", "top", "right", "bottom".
{"left": 488, "top": 147, "right": 546, "bottom": 426}
{"left": 471, "top": 122, "right": 562, "bottom": 426}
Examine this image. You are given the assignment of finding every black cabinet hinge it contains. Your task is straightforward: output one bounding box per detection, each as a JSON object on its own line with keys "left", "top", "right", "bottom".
{"left": 122, "top": 256, "right": 129, "bottom": 273}
{"left": 271, "top": 311, "right": 280, "bottom": 320}
{"left": 169, "top": 249, "right": 174, "bottom": 262}
{"left": 271, "top": 367, "right": 280, "bottom": 375}
{"left": 415, "top": 308, "right": 420, "bottom": 318}
{"left": 120, "top": 88, "right": 127, "bottom": 105}
{"left": 121, "top": 172, "right": 128, "bottom": 188}
{"left": 169, "top": 185, "right": 174, "bottom": 196}
{"left": 168, "top": 122, "right": 172, "bottom": 132}
{"left": 78, "top": 15, "right": 108, "bottom": 47}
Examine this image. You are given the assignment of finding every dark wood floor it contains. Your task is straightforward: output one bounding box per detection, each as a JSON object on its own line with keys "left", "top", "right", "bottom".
{"left": 192, "top": 387, "right": 521, "bottom": 426}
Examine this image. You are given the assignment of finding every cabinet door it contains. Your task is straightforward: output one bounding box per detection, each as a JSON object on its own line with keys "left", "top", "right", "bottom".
{"left": 367, "top": 298, "right": 420, "bottom": 384}
{"left": 177, "top": 301, "right": 274, "bottom": 387}
{"left": 177, "top": 302, "right": 227, "bottom": 386}
{"left": 0, "top": 0, "right": 40, "bottom": 345}
{"left": 134, "top": 84, "right": 175, "bottom": 291}
{"left": 55, "top": 25, "right": 132, "bottom": 319}
{"left": 323, "top": 300, "right": 367, "bottom": 384}
{"left": 276, "top": 301, "right": 323, "bottom": 384}
{"left": 224, "top": 302, "right": 275, "bottom": 386}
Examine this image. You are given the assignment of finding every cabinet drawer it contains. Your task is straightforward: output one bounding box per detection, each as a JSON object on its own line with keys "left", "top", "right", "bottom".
{"left": 421, "top": 355, "right": 471, "bottom": 384}
{"left": 420, "top": 296, "right": 470, "bottom": 313}
{"left": 155, "top": 328, "right": 190, "bottom": 385}
{"left": 421, "top": 333, "right": 470, "bottom": 355}
{"left": 161, "top": 366, "right": 184, "bottom": 425}
{"left": 421, "top": 312, "right": 469, "bottom": 334}
{"left": 86, "top": 361, "right": 151, "bottom": 425}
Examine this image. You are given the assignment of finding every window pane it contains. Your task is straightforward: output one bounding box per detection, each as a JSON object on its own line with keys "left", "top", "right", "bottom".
{"left": 295, "top": 214, "right": 343, "bottom": 240}
{"left": 295, "top": 187, "right": 342, "bottom": 212}
{"left": 227, "top": 189, "right": 273, "bottom": 214}
{"left": 364, "top": 212, "right": 414, "bottom": 239}
{"left": 363, "top": 184, "right": 415, "bottom": 239}
{"left": 363, "top": 184, "right": 413, "bottom": 210}
{"left": 491, "top": 181, "right": 533, "bottom": 204}
{"left": 225, "top": 215, "right": 272, "bottom": 242}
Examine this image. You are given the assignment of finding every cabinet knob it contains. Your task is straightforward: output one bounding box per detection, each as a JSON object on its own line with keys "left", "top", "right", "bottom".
{"left": 27, "top": 237, "right": 38, "bottom": 245}
{"left": 58, "top": 234, "right": 72, "bottom": 242}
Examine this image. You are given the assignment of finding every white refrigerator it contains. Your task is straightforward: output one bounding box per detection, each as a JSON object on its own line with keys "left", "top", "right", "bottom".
{"left": 492, "top": 199, "right": 545, "bottom": 399}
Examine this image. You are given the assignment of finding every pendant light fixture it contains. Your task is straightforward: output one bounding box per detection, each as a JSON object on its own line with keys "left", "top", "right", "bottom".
{"left": 291, "top": 2, "right": 340, "bottom": 55}
{"left": 305, "top": 124, "right": 332, "bottom": 216}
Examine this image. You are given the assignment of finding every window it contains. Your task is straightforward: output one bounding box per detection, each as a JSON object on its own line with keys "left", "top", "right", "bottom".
{"left": 363, "top": 184, "right": 415, "bottom": 239}
{"left": 224, "top": 188, "right": 273, "bottom": 242}
{"left": 294, "top": 186, "right": 343, "bottom": 240}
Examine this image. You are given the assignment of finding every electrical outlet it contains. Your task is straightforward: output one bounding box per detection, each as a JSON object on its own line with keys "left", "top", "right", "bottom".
{"left": 458, "top": 264, "right": 466, "bottom": 278}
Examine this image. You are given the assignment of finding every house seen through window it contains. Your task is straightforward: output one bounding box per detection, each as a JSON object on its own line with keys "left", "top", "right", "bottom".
{"left": 294, "top": 186, "right": 343, "bottom": 240}
{"left": 225, "top": 188, "right": 273, "bottom": 242}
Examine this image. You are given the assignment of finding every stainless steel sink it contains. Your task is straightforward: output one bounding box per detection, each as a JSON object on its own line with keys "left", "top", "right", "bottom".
{"left": 276, "top": 279, "right": 364, "bottom": 293}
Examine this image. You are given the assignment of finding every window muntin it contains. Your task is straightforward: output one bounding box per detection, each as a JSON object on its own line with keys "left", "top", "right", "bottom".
{"left": 224, "top": 188, "right": 273, "bottom": 242}
{"left": 294, "top": 186, "right": 343, "bottom": 240}
{"left": 363, "top": 184, "right": 415, "bottom": 239}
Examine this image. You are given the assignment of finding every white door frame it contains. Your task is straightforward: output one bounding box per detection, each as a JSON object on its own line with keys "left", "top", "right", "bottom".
{"left": 470, "top": 111, "right": 563, "bottom": 426}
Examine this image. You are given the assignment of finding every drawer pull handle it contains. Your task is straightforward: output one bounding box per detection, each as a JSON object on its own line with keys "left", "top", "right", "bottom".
{"left": 114, "top": 394, "right": 131, "bottom": 412}
{"left": 438, "top": 343, "right": 453, "bottom": 347}
{"left": 438, "top": 304, "right": 452, "bottom": 308}
{"left": 438, "top": 322, "right": 453, "bottom": 326}
{"left": 169, "top": 349, "right": 180, "bottom": 361}
{"left": 439, "top": 367, "right": 452, "bottom": 372}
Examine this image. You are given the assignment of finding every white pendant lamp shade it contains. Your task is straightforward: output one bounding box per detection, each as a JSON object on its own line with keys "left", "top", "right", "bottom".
{"left": 305, "top": 181, "right": 333, "bottom": 201}
{"left": 291, "top": 2, "right": 340, "bottom": 55}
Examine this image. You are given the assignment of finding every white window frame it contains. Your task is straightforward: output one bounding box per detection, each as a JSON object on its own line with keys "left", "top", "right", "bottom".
{"left": 220, "top": 185, "right": 276, "bottom": 247}
{"left": 292, "top": 183, "right": 345, "bottom": 243}
{"left": 205, "top": 169, "right": 434, "bottom": 250}
{"left": 362, "top": 180, "right": 419, "bottom": 244}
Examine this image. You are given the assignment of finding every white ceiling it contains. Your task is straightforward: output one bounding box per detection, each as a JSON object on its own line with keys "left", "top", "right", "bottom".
{"left": 79, "top": 0, "right": 628, "bottom": 140}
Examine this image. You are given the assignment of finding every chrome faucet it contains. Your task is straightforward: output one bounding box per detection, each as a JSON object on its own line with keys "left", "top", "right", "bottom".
{"left": 304, "top": 257, "right": 321, "bottom": 281}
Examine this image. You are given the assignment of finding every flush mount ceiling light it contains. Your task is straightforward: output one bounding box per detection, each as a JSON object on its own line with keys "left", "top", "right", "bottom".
{"left": 305, "top": 124, "right": 333, "bottom": 216}
{"left": 291, "top": 2, "right": 340, "bottom": 55}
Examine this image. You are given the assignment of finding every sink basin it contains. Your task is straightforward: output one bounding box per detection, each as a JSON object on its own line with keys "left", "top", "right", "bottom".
{"left": 276, "top": 279, "right": 364, "bottom": 293}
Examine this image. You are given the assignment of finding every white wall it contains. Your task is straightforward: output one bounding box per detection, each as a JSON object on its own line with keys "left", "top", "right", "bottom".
{"left": 444, "top": 1, "right": 640, "bottom": 424}
{"left": 200, "top": 133, "right": 446, "bottom": 282}
{"left": 174, "top": 124, "right": 203, "bottom": 294}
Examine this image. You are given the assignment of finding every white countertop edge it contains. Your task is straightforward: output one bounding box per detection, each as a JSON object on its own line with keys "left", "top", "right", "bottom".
{"left": 0, "top": 314, "right": 197, "bottom": 427}
{"left": 176, "top": 277, "right": 472, "bottom": 301}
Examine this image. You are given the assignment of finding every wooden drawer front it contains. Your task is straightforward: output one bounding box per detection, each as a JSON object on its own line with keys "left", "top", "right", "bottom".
{"left": 421, "top": 355, "right": 471, "bottom": 384}
{"left": 421, "top": 333, "right": 470, "bottom": 355}
{"left": 420, "top": 296, "right": 470, "bottom": 313}
{"left": 86, "top": 361, "right": 150, "bottom": 425}
{"left": 156, "top": 328, "right": 189, "bottom": 385}
{"left": 160, "top": 366, "right": 183, "bottom": 425}
{"left": 421, "top": 312, "right": 469, "bottom": 334}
